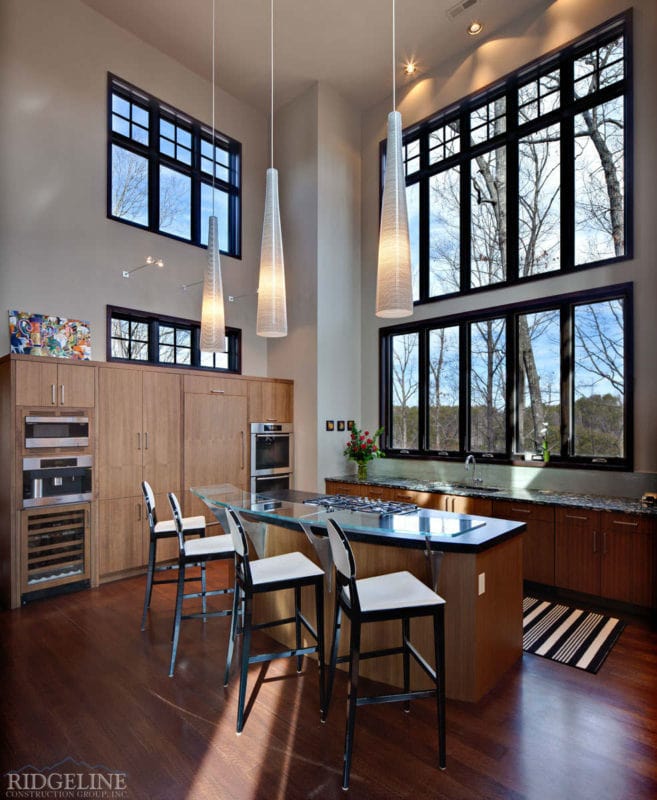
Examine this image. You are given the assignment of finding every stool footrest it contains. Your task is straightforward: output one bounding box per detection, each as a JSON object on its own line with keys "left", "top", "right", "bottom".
{"left": 356, "top": 689, "right": 436, "bottom": 708}
{"left": 182, "top": 587, "right": 234, "bottom": 601}
{"left": 249, "top": 644, "right": 318, "bottom": 665}
{"left": 182, "top": 608, "right": 232, "bottom": 621}
{"left": 336, "top": 645, "right": 404, "bottom": 665}
{"left": 406, "top": 640, "right": 437, "bottom": 681}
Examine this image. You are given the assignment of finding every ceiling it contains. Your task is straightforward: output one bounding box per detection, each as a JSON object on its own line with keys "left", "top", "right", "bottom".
{"left": 81, "top": 0, "right": 553, "bottom": 113}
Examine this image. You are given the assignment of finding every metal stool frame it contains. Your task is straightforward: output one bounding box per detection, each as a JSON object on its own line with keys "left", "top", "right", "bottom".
{"left": 323, "top": 517, "right": 446, "bottom": 790}
{"left": 224, "top": 508, "right": 326, "bottom": 734}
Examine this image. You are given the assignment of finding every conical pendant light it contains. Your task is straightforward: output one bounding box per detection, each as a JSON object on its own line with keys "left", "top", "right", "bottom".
{"left": 376, "top": 0, "right": 413, "bottom": 318}
{"left": 200, "top": 0, "right": 227, "bottom": 352}
{"left": 257, "top": 0, "right": 287, "bottom": 337}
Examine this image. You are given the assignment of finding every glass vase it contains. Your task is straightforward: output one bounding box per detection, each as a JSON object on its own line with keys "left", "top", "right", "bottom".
{"left": 357, "top": 462, "right": 368, "bottom": 482}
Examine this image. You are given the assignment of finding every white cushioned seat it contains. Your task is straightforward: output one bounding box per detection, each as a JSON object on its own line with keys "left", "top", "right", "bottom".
{"left": 184, "top": 534, "right": 234, "bottom": 557}
{"left": 348, "top": 570, "right": 444, "bottom": 613}
{"left": 154, "top": 515, "right": 205, "bottom": 535}
{"left": 250, "top": 551, "right": 324, "bottom": 586}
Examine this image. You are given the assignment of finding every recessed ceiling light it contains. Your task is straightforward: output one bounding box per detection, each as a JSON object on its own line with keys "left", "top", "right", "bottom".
{"left": 467, "top": 20, "right": 483, "bottom": 36}
{"left": 403, "top": 61, "right": 417, "bottom": 76}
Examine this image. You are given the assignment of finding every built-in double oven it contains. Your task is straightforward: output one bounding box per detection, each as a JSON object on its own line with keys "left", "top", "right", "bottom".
{"left": 250, "top": 422, "right": 293, "bottom": 493}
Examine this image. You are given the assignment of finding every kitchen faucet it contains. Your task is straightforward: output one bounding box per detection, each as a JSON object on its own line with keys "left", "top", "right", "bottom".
{"left": 464, "top": 454, "right": 481, "bottom": 485}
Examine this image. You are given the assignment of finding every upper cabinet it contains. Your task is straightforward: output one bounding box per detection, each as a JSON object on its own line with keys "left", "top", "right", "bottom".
{"left": 15, "top": 360, "right": 95, "bottom": 408}
{"left": 247, "top": 380, "right": 293, "bottom": 423}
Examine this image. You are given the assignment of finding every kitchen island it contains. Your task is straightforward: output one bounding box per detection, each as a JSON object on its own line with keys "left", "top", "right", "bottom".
{"left": 193, "top": 484, "right": 526, "bottom": 702}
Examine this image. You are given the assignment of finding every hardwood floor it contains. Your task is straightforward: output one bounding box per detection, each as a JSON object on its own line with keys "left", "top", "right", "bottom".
{"left": 1, "top": 565, "right": 656, "bottom": 800}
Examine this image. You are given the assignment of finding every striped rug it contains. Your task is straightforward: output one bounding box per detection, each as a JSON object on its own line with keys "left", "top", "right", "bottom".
{"left": 523, "top": 596, "right": 626, "bottom": 673}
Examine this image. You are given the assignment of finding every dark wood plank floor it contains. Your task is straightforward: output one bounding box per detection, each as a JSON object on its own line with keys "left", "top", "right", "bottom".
{"left": 2, "top": 565, "right": 656, "bottom": 800}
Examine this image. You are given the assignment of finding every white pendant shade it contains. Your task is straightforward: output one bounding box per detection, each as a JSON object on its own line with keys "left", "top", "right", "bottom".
{"left": 200, "top": 215, "right": 227, "bottom": 351}
{"left": 257, "top": 167, "right": 287, "bottom": 337}
{"left": 376, "top": 110, "right": 413, "bottom": 318}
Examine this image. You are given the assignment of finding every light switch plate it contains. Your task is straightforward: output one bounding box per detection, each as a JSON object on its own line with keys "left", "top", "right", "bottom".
{"left": 478, "top": 572, "right": 486, "bottom": 595}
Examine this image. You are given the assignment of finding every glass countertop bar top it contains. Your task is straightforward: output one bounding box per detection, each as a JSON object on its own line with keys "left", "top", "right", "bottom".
{"left": 191, "top": 484, "right": 486, "bottom": 540}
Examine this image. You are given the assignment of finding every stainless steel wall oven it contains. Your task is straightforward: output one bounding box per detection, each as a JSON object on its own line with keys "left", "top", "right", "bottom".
{"left": 250, "top": 422, "right": 293, "bottom": 493}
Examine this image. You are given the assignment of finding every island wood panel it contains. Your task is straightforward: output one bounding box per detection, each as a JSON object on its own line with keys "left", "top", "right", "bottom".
{"left": 183, "top": 393, "right": 248, "bottom": 521}
{"left": 249, "top": 521, "right": 523, "bottom": 702}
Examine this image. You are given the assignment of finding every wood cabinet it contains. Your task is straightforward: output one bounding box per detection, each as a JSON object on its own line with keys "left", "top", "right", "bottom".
{"left": 97, "top": 367, "right": 182, "bottom": 576}
{"left": 247, "top": 380, "right": 293, "bottom": 422}
{"left": 15, "top": 360, "right": 95, "bottom": 408}
{"left": 183, "top": 392, "right": 248, "bottom": 520}
{"left": 555, "top": 508, "right": 657, "bottom": 608}
{"left": 430, "top": 492, "right": 492, "bottom": 517}
{"left": 98, "top": 496, "right": 145, "bottom": 576}
{"left": 183, "top": 374, "right": 247, "bottom": 397}
{"left": 494, "top": 500, "right": 555, "bottom": 585}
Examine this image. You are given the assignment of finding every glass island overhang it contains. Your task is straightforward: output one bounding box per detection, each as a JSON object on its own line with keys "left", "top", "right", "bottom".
{"left": 191, "top": 485, "right": 524, "bottom": 554}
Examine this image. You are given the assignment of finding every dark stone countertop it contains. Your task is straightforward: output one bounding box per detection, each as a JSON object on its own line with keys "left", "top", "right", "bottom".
{"left": 325, "top": 475, "right": 657, "bottom": 518}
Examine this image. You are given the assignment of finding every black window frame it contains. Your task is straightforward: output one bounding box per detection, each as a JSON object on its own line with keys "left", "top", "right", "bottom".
{"left": 386, "top": 12, "right": 632, "bottom": 305}
{"left": 107, "top": 73, "right": 242, "bottom": 258}
{"left": 107, "top": 306, "right": 242, "bottom": 374}
{"left": 379, "top": 283, "right": 633, "bottom": 470}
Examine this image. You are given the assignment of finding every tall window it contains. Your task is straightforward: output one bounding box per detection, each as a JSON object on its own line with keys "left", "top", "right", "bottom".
{"left": 395, "top": 14, "right": 631, "bottom": 303}
{"left": 108, "top": 75, "right": 241, "bottom": 257}
{"left": 107, "top": 307, "right": 241, "bottom": 373}
{"left": 380, "top": 285, "right": 632, "bottom": 469}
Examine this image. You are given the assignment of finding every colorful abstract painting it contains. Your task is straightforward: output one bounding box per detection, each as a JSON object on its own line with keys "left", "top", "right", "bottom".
{"left": 9, "top": 311, "right": 91, "bottom": 360}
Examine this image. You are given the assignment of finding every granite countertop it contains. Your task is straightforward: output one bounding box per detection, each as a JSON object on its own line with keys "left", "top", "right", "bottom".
{"left": 326, "top": 475, "right": 657, "bottom": 517}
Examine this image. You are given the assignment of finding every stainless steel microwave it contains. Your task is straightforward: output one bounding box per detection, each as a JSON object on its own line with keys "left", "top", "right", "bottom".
{"left": 25, "top": 416, "right": 90, "bottom": 449}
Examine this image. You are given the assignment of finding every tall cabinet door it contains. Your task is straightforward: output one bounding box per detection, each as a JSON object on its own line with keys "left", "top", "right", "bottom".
{"left": 184, "top": 393, "right": 248, "bottom": 520}
{"left": 555, "top": 508, "right": 600, "bottom": 595}
{"left": 97, "top": 367, "right": 143, "bottom": 500}
{"left": 142, "top": 371, "right": 181, "bottom": 496}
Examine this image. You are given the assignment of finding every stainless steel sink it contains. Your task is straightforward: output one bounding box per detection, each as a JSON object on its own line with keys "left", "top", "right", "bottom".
{"left": 442, "top": 483, "right": 502, "bottom": 493}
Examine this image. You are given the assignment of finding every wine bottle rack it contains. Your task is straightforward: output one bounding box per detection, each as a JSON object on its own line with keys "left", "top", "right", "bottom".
{"left": 21, "top": 503, "right": 90, "bottom": 597}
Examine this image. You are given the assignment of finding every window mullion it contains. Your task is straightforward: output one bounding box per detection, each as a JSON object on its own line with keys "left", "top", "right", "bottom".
{"left": 560, "top": 305, "right": 572, "bottom": 457}
{"left": 460, "top": 322, "right": 469, "bottom": 454}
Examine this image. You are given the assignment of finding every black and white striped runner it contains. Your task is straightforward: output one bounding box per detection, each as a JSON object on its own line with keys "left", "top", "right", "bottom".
{"left": 523, "top": 596, "right": 625, "bottom": 673}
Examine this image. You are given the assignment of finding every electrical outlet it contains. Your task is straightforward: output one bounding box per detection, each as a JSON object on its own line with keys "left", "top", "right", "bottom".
{"left": 478, "top": 572, "right": 486, "bottom": 595}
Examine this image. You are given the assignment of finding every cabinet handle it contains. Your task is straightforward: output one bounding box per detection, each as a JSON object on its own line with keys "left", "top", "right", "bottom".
{"left": 266, "top": 418, "right": 277, "bottom": 421}
{"left": 211, "top": 389, "right": 225, "bottom": 394}
{"left": 137, "top": 432, "right": 141, "bottom": 450}
{"left": 144, "top": 432, "right": 149, "bottom": 450}
{"left": 565, "top": 513, "right": 588, "bottom": 521}
{"left": 241, "top": 431, "right": 245, "bottom": 470}
{"left": 60, "top": 384, "right": 65, "bottom": 405}
{"left": 611, "top": 519, "right": 638, "bottom": 527}
{"left": 137, "top": 503, "right": 141, "bottom": 521}
{"left": 51, "top": 384, "right": 56, "bottom": 405}
{"left": 510, "top": 507, "right": 531, "bottom": 515}
{"left": 593, "top": 531, "right": 597, "bottom": 553}
{"left": 603, "top": 531, "right": 607, "bottom": 555}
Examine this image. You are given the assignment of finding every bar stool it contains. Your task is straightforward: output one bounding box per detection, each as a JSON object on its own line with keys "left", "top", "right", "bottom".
{"left": 223, "top": 507, "right": 326, "bottom": 734}
{"left": 141, "top": 481, "right": 207, "bottom": 631}
{"left": 323, "top": 517, "right": 446, "bottom": 790}
{"left": 167, "top": 492, "right": 235, "bottom": 677}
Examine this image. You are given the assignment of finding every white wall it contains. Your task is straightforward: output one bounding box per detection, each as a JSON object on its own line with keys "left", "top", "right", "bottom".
{"left": 270, "top": 83, "right": 362, "bottom": 492}
{"left": 0, "top": 0, "right": 268, "bottom": 376}
{"left": 359, "top": 0, "right": 657, "bottom": 495}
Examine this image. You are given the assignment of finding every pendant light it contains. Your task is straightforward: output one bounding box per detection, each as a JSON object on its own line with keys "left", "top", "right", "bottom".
{"left": 257, "top": 0, "right": 287, "bottom": 337}
{"left": 200, "top": 0, "right": 227, "bottom": 352}
{"left": 375, "top": 0, "right": 413, "bottom": 318}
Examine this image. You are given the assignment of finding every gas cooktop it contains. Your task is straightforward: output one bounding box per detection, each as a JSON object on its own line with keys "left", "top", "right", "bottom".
{"left": 303, "top": 494, "right": 418, "bottom": 515}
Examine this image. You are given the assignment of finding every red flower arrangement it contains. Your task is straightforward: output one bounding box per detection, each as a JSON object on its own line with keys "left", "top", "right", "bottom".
{"left": 343, "top": 423, "right": 385, "bottom": 480}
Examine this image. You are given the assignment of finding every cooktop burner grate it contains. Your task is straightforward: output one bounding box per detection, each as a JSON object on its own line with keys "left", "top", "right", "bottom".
{"left": 303, "top": 494, "right": 418, "bottom": 515}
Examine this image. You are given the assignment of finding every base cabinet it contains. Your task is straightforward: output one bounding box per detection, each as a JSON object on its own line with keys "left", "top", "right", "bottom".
{"left": 494, "top": 500, "right": 555, "bottom": 585}
{"left": 555, "top": 508, "right": 657, "bottom": 607}
{"left": 98, "top": 497, "right": 145, "bottom": 577}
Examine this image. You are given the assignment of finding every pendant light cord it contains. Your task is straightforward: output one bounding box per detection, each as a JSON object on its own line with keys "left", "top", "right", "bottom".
{"left": 211, "top": 0, "right": 216, "bottom": 217}
{"left": 392, "top": 0, "right": 396, "bottom": 112}
{"left": 270, "top": 0, "right": 274, "bottom": 168}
